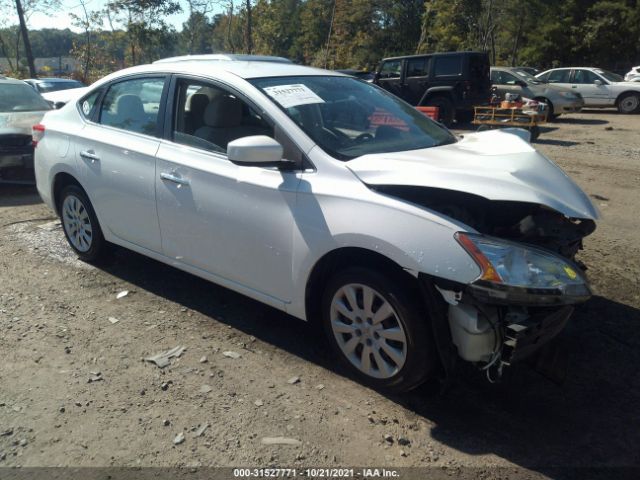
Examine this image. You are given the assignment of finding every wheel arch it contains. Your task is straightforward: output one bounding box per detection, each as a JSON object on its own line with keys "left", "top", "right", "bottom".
{"left": 304, "top": 247, "right": 420, "bottom": 326}
{"left": 615, "top": 90, "right": 640, "bottom": 105}
{"left": 52, "top": 172, "right": 85, "bottom": 215}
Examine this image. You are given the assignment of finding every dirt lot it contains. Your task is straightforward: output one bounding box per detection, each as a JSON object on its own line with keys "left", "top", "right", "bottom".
{"left": 1, "top": 110, "right": 639, "bottom": 478}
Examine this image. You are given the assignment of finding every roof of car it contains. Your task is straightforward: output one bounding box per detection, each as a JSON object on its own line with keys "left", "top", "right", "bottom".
{"left": 97, "top": 59, "right": 343, "bottom": 83}
{"left": 382, "top": 51, "right": 486, "bottom": 61}
{"left": 0, "top": 77, "right": 30, "bottom": 85}
{"left": 154, "top": 54, "right": 292, "bottom": 64}
{"left": 25, "top": 77, "right": 81, "bottom": 83}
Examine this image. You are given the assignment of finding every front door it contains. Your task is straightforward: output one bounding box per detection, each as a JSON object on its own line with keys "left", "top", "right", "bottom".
{"left": 155, "top": 77, "right": 299, "bottom": 304}
{"left": 571, "top": 69, "right": 612, "bottom": 106}
{"left": 77, "top": 76, "right": 167, "bottom": 252}
{"left": 376, "top": 59, "right": 406, "bottom": 101}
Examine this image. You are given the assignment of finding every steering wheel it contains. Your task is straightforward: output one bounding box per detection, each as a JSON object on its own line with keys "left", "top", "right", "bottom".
{"left": 353, "top": 133, "right": 374, "bottom": 143}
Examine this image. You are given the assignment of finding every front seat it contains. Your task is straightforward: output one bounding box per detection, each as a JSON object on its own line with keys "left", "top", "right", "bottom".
{"left": 186, "top": 93, "right": 209, "bottom": 134}
{"left": 195, "top": 95, "right": 260, "bottom": 150}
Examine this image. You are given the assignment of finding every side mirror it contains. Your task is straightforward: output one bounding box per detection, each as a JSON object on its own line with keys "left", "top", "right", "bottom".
{"left": 594, "top": 79, "right": 603, "bottom": 86}
{"left": 54, "top": 101, "right": 66, "bottom": 109}
{"left": 227, "top": 135, "right": 288, "bottom": 167}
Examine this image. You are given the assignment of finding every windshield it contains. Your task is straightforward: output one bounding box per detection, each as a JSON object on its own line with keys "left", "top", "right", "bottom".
{"left": 595, "top": 69, "right": 623, "bottom": 82}
{"left": 513, "top": 69, "right": 541, "bottom": 84}
{"left": 250, "top": 76, "right": 456, "bottom": 161}
{"left": 0, "top": 83, "right": 51, "bottom": 112}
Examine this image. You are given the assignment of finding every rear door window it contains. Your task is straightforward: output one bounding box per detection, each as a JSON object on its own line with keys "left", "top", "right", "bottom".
{"left": 573, "top": 69, "right": 599, "bottom": 84}
{"left": 406, "top": 58, "right": 428, "bottom": 77}
{"left": 434, "top": 56, "right": 463, "bottom": 77}
{"left": 99, "top": 77, "right": 165, "bottom": 136}
{"left": 546, "top": 69, "right": 571, "bottom": 83}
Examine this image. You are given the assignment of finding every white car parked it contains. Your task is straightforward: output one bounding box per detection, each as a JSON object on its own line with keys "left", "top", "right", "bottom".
{"left": 625, "top": 66, "right": 640, "bottom": 82}
{"left": 34, "top": 57, "right": 598, "bottom": 391}
{"left": 536, "top": 67, "right": 640, "bottom": 113}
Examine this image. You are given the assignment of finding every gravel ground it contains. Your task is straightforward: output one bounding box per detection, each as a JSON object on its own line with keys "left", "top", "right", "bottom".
{"left": 1, "top": 110, "right": 639, "bottom": 478}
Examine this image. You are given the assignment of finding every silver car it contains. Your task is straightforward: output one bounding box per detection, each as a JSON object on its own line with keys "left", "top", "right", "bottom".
{"left": 0, "top": 76, "right": 51, "bottom": 182}
{"left": 491, "top": 67, "right": 584, "bottom": 119}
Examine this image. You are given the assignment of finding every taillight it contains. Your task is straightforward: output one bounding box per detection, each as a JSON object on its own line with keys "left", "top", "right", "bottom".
{"left": 32, "top": 124, "right": 45, "bottom": 147}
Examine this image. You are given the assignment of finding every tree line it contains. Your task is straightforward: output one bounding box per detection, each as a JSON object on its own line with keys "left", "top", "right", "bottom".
{"left": 1, "top": 0, "right": 639, "bottom": 82}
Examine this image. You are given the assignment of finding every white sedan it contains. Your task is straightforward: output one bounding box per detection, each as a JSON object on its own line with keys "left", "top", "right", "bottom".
{"left": 34, "top": 57, "right": 598, "bottom": 391}
{"left": 536, "top": 67, "right": 640, "bottom": 113}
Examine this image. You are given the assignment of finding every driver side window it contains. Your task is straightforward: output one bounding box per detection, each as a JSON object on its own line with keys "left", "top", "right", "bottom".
{"left": 172, "top": 79, "right": 274, "bottom": 154}
{"left": 573, "top": 70, "right": 599, "bottom": 84}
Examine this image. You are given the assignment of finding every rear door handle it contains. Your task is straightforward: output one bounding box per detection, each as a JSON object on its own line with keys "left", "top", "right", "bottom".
{"left": 160, "top": 172, "right": 190, "bottom": 186}
{"left": 80, "top": 150, "right": 100, "bottom": 162}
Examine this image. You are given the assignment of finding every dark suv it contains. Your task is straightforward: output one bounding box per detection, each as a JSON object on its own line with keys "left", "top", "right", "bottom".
{"left": 373, "top": 52, "right": 491, "bottom": 125}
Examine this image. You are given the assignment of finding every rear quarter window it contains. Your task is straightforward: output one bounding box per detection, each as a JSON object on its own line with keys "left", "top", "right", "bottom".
{"left": 434, "top": 56, "right": 463, "bottom": 77}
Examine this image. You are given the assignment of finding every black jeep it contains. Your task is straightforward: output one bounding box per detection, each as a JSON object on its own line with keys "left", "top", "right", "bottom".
{"left": 373, "top": 51, "right": 491, "bottom": 126}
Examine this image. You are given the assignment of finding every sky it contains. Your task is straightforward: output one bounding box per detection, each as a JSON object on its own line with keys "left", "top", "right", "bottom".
{"left": 8, "top": 0, "right": 225, "bottom": 32}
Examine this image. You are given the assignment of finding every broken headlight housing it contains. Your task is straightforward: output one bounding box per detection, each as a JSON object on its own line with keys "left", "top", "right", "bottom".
{"left": 455, "top": 232, "right": 591, "bottom": 305}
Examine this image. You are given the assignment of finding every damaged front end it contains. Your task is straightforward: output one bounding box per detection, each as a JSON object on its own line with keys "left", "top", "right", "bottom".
{"left": 376, "top": 186, "right": 596, "bottom": 381}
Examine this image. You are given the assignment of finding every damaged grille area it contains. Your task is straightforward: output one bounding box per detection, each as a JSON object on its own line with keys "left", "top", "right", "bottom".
{"left": 373, "top": 185, "right": 596, "bottom": 264}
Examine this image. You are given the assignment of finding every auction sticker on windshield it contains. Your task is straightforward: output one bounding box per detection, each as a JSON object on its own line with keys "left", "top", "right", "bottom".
{"left": 263, "top": 84, "right": 325, "bottom": 108}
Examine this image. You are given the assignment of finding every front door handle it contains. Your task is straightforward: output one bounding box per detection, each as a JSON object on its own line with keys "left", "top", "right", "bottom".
{"left": 79, "top": 150, "right": 100, "bottom": 163}
{"left": 160, "top": 172, "right": 190, "bottom": 186}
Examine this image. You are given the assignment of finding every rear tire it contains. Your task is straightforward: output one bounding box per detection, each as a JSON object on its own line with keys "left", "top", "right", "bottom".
{"left": 321, "top": 267, "right": 436, "bottom": 392}
{"left": 59, "top": 185, "right": 109, "bottom": 263}
{"left": 617, "top": 92, "right": 640, "bottom": 114}
{"left": 536, "top": 97, "right": 557, "bottom": 121}
{"left": 455, "top": 110, "right": 474, "bottom": 124}
{"left": 425, "top": 96, "right": 455, "bottom": 127}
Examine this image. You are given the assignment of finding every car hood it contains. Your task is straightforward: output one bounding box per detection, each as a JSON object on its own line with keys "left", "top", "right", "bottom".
{"left": 0, "top": 110, "right": 48, "bottom": 135}
{"left": 346, "top": 129, "right": 599, "bottom": 220}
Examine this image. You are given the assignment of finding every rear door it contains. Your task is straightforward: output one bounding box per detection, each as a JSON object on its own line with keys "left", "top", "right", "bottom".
{"left": 404, "top": 56, "right": 431, "bottom": 105}
{"left": 76, "top": 75, "right": 167, "bottom": 252}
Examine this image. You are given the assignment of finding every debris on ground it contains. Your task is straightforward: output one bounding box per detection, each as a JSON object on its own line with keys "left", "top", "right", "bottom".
{"left": 199, "top": 356, "right": 208, "bottom": 363}
{"left": 222, "top": 351, "right": 241, "bottom": 359}
{"left": 398, "top": 437, "right": 410, "bottom": 446}
{"left": 108, "top": 317, "right": 120, "bottom": 324}
{"left": 173, "top": 432, "right": 185, "bottom": 445}
{"left": 144, "top": 346, "right": 186, "bottom": 368}
{"left": 287, "top": 376, "right": 300, "bottom": 385}
{"left": 254, "top": 399, "right": 264, "bottom": 407}
{"left": 116, "top": 290, "right": 129, "bottom": 299}
{"left": 384, "top": 434, "right": 394, "bottom": 444}
{"left": 199, "top": 385, "right": 212, "bottom": 394}
{"left": 37, "top": 221, "right": 61, "bottom": 231}
{"left": 260, "top": 437, "right": 302, "bottom": 446}
{"left": 87, "top": 371, "right": 103, "bottom": 383}
{"left": 315, "top": 384, "right": 325, "bottom": 390}
{"left": 194, "top": 423, "right": 209, "bottom": 437}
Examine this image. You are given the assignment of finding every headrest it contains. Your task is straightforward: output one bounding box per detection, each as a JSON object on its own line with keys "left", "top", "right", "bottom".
{"left": 188, "top": 93, "right": 209, "bottom": 115}
{"left": 116, "top": 94, "right": 145, "bottom": 119}
{"left": 203, "top": 95, "right": 242, "bottom": 127}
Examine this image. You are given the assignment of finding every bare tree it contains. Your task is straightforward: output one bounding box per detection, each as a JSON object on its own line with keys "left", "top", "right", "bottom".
{"left": 244, "top": 0, "right": 252, "bottom": 53}
{"left": 14, "top": 0, "right": 37, "bottom": 77}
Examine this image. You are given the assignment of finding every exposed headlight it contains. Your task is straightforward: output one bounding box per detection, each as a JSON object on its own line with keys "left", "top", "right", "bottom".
{"left": 455, "top": 232, "right": 591, "bottom": 305}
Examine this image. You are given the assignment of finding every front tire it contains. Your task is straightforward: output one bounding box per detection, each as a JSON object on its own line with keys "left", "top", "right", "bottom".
{"left": 617, "top": 92, "right": 640, "bottom": 114}
{"left": 321, "top": 267, "right": 436, "bottom": 392}
{"left": 59, "top": 184, "right": 108, "bottom": 263}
